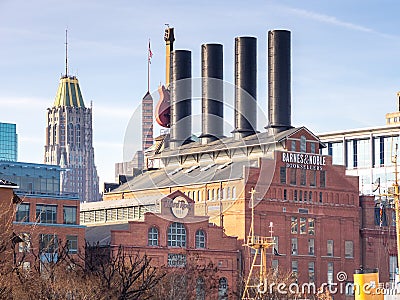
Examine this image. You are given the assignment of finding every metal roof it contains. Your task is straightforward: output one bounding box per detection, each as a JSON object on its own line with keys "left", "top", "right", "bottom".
{"left": 53, "top": 75, "right": 86, "bottom": 108}
{"left": 111, "top": 159, "right": 255, "bottom": 193}
{"left": 85, "top": 223, "right": 129, "bottom": 245}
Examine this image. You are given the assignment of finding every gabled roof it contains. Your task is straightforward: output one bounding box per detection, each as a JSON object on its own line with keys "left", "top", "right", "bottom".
{"left": 53, "top": 75, "right": 86, "bottom": 108}
{"left": 275, "top": 126, "right": 326, "bottom": 148}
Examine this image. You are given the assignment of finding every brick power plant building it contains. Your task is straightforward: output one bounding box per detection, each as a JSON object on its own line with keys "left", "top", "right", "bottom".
{"left": 81, "top": 29, "right": 397, "bottom": 299}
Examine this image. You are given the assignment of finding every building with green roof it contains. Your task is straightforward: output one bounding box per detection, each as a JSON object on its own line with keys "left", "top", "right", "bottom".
{"left": 44, "top": 74, "right": 100, "bottom": 202}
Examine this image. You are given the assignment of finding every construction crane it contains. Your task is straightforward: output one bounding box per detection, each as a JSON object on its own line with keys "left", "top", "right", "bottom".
{"left": 242, "top": 188, "right": 275, "bottom": 300}
{"left": 391, "top": 145, "right": 400, "bottom": 281}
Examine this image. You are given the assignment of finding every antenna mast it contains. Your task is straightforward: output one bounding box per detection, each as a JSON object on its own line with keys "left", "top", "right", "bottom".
{"left": 65, "top": 29, "right": 68, "bottom": 77}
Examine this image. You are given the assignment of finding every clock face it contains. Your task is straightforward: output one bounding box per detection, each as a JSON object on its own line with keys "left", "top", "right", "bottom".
{"left": 170, "top": 196, "right": 190, "bottom": 219}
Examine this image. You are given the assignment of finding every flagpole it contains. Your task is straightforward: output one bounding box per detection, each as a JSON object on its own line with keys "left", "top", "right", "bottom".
{"left": 147, "top": 39, "right": 150, "bottom": 92}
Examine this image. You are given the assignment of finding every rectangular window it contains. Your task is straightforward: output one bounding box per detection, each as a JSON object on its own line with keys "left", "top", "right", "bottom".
{"left": 292, "top": 260, "right": 298, "bottom": 277}
{"left": 319, "top": 192, "right": 323, "bottom": 203}
{"left": 320, "top": 171, "right": 326, "bottom": 188}
{"left": 310, "top": 143, "right": 316, "bottom": 154}
{"left": 66, "top": 235, "right": 78, "bottom": 254}
{"left": 18, "top": 233, "right": 31, "bottom": 253}
{"left": 308, "top": 262, "right": 315, "bottom": 283}
{"left": 272, "top": 259, "right": 278, "bottom": 271}
{"left": 345, "top": 241, "right": 353, "bottom": 258}
{"left": 353, "top": 140, "right": 358, "bottom": 168}
{"left": 36, "top": 205, "right": 57, "bottom": 224}
{"left": 283, "top": 189, "right": 287, "bottom": 200}
{"left": 390, "top": 255, "right": 398, "bottom": 281}
{"left": 310, "top": 170, "right": 316, "bottom": 187}
{"left": 299, "top": 190, "right": 303, "bottom": 201}
{"left": 294, "top": 190, "right": 298, "bottom": 201}
{"left": 327, "top": 240, "right": 334, "bottom": 257}
{"left": 39, "top": 234, "right": 58, "bottom": 260}
{"left": 300, "top": 217, "right": 307, "bottom": 234}
{"left": 63, "top": 206, "right": 77, "bottom": 225}
{"left": 308, "top": 238, "right": 315, "bottom": 255}
{"left": 280, "top": 167, "right": 286, "bottom": 184}
{"left": 168, "top": 253, "right": 187, "bottom": 268}
{"left": 16, "top": 203, "right": 30, "bottom": 222}
{"left": 291, "top": 238, "right": 298, "bottom": 255}
{"left": 291, "top": 217, "right": 298, "bottom": 234}
{"left": 273, "top": 236, "right": 279, "bottom": 254}
{"left": 291, "top": 140, "right": 296, "bottom": 151}
{"left": 327, "top": 262, "right": 334, "bottom": 285}
{"left": 290, "top": 169, "right": 296, "bottom": 185}
{"left": 308, "top": 218, "right": 315, "bottom": 235}
{"left": 300, "top": 169, "right": 306, "bottom": 186}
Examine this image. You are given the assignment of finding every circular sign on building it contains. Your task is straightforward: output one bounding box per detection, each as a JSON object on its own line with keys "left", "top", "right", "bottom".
{"left": 170, "top": 196, "right": 191, "bottom": 219}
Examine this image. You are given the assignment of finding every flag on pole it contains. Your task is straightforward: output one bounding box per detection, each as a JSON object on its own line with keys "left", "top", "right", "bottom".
{"left": 148, "top": 39, "right": 153, "bottom": 63}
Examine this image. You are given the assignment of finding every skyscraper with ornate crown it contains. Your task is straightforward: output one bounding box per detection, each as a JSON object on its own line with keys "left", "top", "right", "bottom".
{"left": 44, "top": 32, "right": 100, "bottom": 202}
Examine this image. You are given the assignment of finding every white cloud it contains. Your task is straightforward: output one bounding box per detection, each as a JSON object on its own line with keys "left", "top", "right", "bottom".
{"left": 285, "top": 7, "right": 397, "bottom": 39}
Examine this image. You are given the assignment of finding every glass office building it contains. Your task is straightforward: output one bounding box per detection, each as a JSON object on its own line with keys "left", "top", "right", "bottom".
{"left": 319, "top": 124, "right": 400, "bottom": 195}
{"left": 0, "top": 122, "right": 17, "bottom": 161}
{"left": 0, "top": 161, "right": 78, "bottom": 198}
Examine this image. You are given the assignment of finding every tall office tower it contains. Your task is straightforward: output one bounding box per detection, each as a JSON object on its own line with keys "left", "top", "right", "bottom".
{"left": 142, "top": 92, "right": 153, "bottom": 152}
{"left": 0, "top": 122, "right": 17, "bottom": 161}
{"left": 44, "top": 74, "right": 100, "bottom": 202}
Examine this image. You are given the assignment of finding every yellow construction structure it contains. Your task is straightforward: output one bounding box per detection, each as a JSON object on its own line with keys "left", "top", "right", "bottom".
{"left": 242, "top": 188, "right": 275, "bottom": 300}
{"left": 392, "top": 146, "right": 400, "bottom": 281}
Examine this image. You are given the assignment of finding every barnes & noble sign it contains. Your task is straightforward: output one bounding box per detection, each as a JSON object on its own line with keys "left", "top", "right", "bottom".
{"left": 282, "top": 152, "right": 326, "bottom": 170}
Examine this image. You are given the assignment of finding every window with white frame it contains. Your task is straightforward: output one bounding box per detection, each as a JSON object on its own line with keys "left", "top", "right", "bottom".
{"left": 66, "top": 235, "right": 78, "bottom": 254}
{"left": 148, "top": 227, "right": 159, "bottom": 246}
{"left": 168, "top": 222, "right": 186, "bottom": 247}
{"left": 195, "top": 229, "right": 206, "bottom": 249}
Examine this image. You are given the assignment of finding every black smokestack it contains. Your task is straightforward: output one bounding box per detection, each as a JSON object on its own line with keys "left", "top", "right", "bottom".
{"left": 267, "top": 30, "right": 292, "bottom": 133}
{"left": 170, "top": 50, "right": 192, "bottom": 149}
{"left": 200, "top": 43, "right": 224, "bottom": 144}
{"left": 232, "top": 36, "right": 257, "bottom": 139}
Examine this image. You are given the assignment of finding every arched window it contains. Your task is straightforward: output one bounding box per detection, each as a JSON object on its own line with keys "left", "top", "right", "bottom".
{"left": 218, "top": 277, "right": 228, "bottom": 300}
{"left": 300, "top": 135, "right": 307, "bottom": 152}
{"left": 148, "top": 226, "right": 158, "bottom": 246}
{"left": 197, "top": 190, "right": 201, "bottom": 202}
{"left": 196, "top": 277, "right": 205, "bottom": 300}
{"left": 208, "top": 189, "right": 211, "bottom": 201}
{"left": 222, "top": 188, "right": 226, "bottom": 199}
{"left": 76, "top": 124, "right": 81, "bottom": 148}
{"left": 168, "top": 222, "right": 186, "bottom": 247}
{"left": 195, "top": 229, "right": 206, "bottom": 249}
{"left": 232, "top": 187, "right": 236, "bottom": 199}
{"left": 217, "top": 188, "right": 221, "bottom": 200}
{"left": 227, "top": 187, "right": 231, "bottom": 199}
{"left": 211, "top": 189, "right": 215, "bottom": 201}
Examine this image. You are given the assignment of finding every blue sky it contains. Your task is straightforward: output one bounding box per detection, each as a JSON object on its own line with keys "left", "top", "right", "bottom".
{"left": 1, "top": 0, "right": 400, "bottom": 186}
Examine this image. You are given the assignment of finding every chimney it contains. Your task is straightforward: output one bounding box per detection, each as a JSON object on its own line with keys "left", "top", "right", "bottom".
{"left": 267, "top": 30, "right": 292, "bottom": 133}
{"left": 200, "top": 43, "right": 224, "bottom": 144}
{"left": 170, "top": 50, "right": 192, "bottom": 149}
{"left": 232, "top": 36, "right": 257, "bottom": 139}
